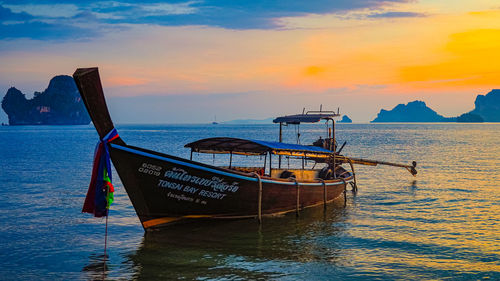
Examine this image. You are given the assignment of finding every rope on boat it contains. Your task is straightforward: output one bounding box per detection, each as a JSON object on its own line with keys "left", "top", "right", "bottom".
{"left": 346, "top": 158, "right": 358, "bottom": 192}
{"left": 252, "top": 172, "right": 263, "bottom": 224}
{"left": 290, "top": 178, "right": 300, "bottom": 217}
{"left": 339, "top": 177, "right": 347, "bottom": 206}
{"left": 316, "top": 178, "right": 327, "bottom": 209}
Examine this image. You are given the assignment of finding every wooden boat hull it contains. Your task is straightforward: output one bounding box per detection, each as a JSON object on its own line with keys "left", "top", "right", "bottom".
{"left": 110, "top": 143, "right": 353, "bottom": 230}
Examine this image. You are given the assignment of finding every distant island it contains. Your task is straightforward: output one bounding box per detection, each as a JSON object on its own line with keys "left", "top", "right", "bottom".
{"left": 1, "top": 75, "right": 90, "bottom": 125}
{"left": 338, "top": 115, "right": 352, "bottom": 123}
{"left": 371, "top": 89, "right": 500, "bottom": 123}
{"left": 372, "top": 100, "right": 450, "bottom": 122}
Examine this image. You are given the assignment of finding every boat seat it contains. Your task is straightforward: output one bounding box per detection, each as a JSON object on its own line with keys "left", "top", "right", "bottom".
{"left": 270, "top": 169, "right": 317, "bottom": 181}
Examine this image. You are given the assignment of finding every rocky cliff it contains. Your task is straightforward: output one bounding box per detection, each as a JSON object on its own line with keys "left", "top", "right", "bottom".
{"left": 1, "top": 75, "right": 90, "bottom": 125}
{"left": 456, "top": 112, "right": 484, "bottom": 123}
{"left": 469, "top": 89, "right": 500, "bottom": 122}
{"left": 371, "top": 101, "right": 448, "bottom": 122}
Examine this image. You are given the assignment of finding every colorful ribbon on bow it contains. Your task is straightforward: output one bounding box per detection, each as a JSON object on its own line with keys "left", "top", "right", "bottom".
{"left": 82, "top": 128, "right": 120, "bottom": 217}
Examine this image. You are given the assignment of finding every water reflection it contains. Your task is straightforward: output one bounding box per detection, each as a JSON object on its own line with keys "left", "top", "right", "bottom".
{"left": 409, "top": 180, "right": 417, "bottom": 190}
{"left": 127, "top": 200, "right": 349, "bottom": 280}
{"left": 81, "top": 254, "right": 108, "bottom": 281}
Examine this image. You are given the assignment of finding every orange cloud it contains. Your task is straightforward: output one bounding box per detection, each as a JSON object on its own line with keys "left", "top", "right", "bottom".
{"left": 105, "top": 76, "right": 150, "bottom": 87}
{"left": 304, "top": 65, "right": 326, "bottom": 76}
{"left": 468, "top": 10, "right": 500, "bottom": 18}
{"left": 400, "top": 29, "right": 500, "bottom": 89}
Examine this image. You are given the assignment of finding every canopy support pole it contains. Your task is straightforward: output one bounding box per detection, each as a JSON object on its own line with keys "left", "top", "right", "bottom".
{"left": 269, "top": 152, "right": 272, "bottom": 176}
{"left": 332, "top": 119, "right": 337, "bottom": 179}
{"left": 279, "top": 122, "right": 282, "bottom": 169}
{"left": 263, "top": 153, "right": 267, "bottom": 175}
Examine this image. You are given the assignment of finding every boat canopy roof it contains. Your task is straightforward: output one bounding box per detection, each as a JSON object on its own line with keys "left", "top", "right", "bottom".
{"left": 273, "top": 111, "right": 340, "bottom": 124}
{"left": 185, "top": 137, "right": 334, "bottom": 158}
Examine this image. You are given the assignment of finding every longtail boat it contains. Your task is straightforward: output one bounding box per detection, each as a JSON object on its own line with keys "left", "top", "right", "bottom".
{"left": 73, "top": 67, "right": 417, "bottom": 231}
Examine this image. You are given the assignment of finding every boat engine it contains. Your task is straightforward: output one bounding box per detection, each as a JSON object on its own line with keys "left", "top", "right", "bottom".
{"left": 312, "top": 137, "right": 337, "bottom": 151}
{"left": 318, "top": 166, "right": 333, "bottom": 179}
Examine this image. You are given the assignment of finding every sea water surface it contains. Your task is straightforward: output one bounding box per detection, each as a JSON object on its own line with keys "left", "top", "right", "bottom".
{"left": 0, "top": 123, "right": 498, "bottom": 280}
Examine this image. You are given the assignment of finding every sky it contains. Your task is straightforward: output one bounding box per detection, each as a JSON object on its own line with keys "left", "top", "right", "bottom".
{"left": 1, "top": 0, "right": 500, "bottom": 123}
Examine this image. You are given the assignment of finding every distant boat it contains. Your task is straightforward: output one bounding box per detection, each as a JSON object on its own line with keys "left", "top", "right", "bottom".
{"left": 74, "top": 67, "right": 417, "bottom": 231}
{"left": 212, "top": 115, "right": 218, "bottom": 125}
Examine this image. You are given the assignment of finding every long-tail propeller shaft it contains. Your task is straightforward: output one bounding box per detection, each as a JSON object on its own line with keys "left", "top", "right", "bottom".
{"left": 337, "top": 156, "right": 417, "bottom": 176}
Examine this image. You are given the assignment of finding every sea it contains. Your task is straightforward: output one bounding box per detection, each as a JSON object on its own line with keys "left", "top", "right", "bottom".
{"left": 0, "top": 123, "right": 498, "bottom": 280}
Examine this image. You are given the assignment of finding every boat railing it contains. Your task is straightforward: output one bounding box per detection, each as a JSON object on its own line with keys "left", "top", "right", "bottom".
{"left": 221, "top": 166, "right": 265, "bottom": 176}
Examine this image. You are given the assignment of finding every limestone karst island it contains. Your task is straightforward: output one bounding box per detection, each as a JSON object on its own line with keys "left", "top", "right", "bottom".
{"left": 1, "top": 75, "right": 90, "bottom": 125}
{"left": 371, "top": 90, "right": 500, "bottom": 123}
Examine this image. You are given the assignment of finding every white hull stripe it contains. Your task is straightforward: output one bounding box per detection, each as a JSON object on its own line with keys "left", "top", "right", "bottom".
{"left": 110, "top": 144, "right": 353, "bottom": 187}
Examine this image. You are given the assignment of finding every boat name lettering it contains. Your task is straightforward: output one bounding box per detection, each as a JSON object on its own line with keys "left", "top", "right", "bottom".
{"left": 198, "top": 190, "right": 226, "bottom": 200}
{"left": 163, "top": 167, "right": 239, "bottom": 193}
{"left": 158, "top": 179, "right": 227, "bottom": 201}
{"left": 158, "top": 179, "right": 184, "bottom": 191}
{"left": 166, "top": 192, "right": 194, "bottom": 202}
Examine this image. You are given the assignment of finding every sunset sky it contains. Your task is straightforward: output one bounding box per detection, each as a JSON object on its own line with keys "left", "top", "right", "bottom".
{"left": 1, "top": 0, "right": 500, "bottom": 123}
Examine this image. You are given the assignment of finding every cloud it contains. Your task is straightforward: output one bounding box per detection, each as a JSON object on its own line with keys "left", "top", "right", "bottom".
{"left": 0, "top": 5, "right": 33, "bottom": 22}
{"left": 368, "top": 11, "right": 427, "bottom": 18}
{"left": 105, "top": 76, "right": 151, "bottom": 87}
{"left": 3, "top": 3, "right": 80, "bottom": 18}
{"left": 89, "top": 1, "right": 199, "bottom": 20}
{"left": 0, "top": 0, "right": 414, "bottom": 40}
{"left": 0, "top": 20, "right": 100, "bottom": 40}
{"left": 399, "top": 29, "right": 500, "bottom": 89}
{"left": 98, "top": 0, "right": 414, "bottom": 29}
{"left": 0, "top": 3, "right": 125, "bottom": 40}
{"left": 140, "top": 2, "right": 198, "bottom": 15}
{"left": 304, "top": 66, "right": 327, "bottom": 76}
